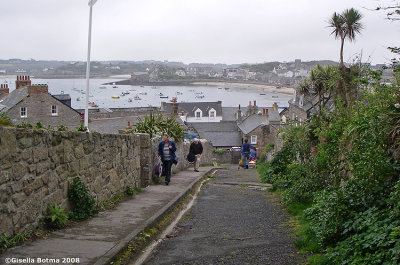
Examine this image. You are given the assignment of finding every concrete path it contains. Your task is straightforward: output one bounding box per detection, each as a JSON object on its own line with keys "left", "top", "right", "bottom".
{"left": 0, "top": 167, "right": 214, "bottom": 265}
{"left": 145, "top": 165, "right": 306, "bottom": 265}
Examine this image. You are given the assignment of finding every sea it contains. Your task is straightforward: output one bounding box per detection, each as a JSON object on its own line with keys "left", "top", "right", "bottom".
{"left": 0, "top": 77, "right": 293, "bottom": 110}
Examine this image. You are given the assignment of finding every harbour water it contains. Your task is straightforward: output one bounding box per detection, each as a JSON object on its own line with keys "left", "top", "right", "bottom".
{"left": 0, "top": 77, "right": 293, "bottom": 109}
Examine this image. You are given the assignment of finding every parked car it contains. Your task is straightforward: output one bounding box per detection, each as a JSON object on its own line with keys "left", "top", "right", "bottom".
{"left": 230, "top": 147, "right": 241, "bottom": 152}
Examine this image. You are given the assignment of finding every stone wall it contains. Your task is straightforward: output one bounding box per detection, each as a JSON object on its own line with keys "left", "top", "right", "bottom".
{"left": 0, "top": 128, "right": 217, "bottom": 237}
{"left": 0, "top": 127, "right": 147, "bottom": 237}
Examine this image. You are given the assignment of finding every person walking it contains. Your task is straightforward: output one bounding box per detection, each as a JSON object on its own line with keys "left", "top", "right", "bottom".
{"left": 241, "top": 139, "right": 256, "bottom": 169}
{"left": 158, "top": 134, "right": 176, "bottom": 185}
{"left": 189, "top": 138, "right": 203, "bottom": 172}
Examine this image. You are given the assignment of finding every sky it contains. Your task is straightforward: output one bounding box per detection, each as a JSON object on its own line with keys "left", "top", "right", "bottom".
{"left": 0, "top": 0, "right": 398, "bottom": 65}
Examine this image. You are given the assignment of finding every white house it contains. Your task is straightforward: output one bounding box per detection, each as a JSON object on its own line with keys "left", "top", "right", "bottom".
{"left": 161, "top": 101, "right": 223, "bottom": 123}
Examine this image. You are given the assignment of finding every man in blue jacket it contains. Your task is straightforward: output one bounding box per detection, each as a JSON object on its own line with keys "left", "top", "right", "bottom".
{"left": 241, "top": 138, "right": 256, "bottom": 169}
{"left": 158, "top": 134, "right": 176, "bottom": 185}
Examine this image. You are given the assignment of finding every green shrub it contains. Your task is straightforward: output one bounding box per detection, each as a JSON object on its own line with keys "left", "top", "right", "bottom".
{"left": 57, "top": 124, "right": 68, "bottom": 131}
{"left": 16, "top": 121, "right": 33, "bottom": 129}
{"left": 41, "top": 205, "right": 68, "bottom": 229}
{"left": 125, "top": 185, "right": 134, "bottom": 196}
{"left": 212, "top": 149, "right": 225, "bottom": 154}
{"left": 68, "top": 177, "right": 97, "bottom": 221}
{"left": 0, "top": 112, "right": 13, "bottom": 126}
{"left": 75, "top": 123, "right": 87, "bottom": 132}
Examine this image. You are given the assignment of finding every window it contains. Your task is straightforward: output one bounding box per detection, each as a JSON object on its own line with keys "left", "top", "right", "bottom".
{"left": 196, "top": 111, "right": 201, "bottom": 118}
{"left": 51, "top": 105, "right": 58, "bottom": 116}
{"left": 251, "top": 135, "right": 257, "bottom": 144}
{"left": 20, "top": 107, "right": 27, "bottom": 118}
{"left": 209, "top": 111, "right": 215, "bottom": 118}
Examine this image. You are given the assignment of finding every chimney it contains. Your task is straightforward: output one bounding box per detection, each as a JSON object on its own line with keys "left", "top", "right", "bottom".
{"left": 272, "top": 102, "right": 278, "bottom": 111}
{"left": 237, "top": 104, "right": 242, "bottom": 122}
{"left": 262, "top": 108, "right": 268, "bottom": 116}
{"left": 15, "top": 75, "right": 32, "bottom": 90}
{"left": 27, "top": 84, "right": 48, "bottom": 95}
{"left": 171, "top": 100, "right": 179, "bottom": 116}
{"left": 0, "top": 84, "right": 9, "bottom": 94}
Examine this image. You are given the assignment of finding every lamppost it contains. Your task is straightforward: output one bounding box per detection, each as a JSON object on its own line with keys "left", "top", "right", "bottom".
{"left": 84, "top": 0, "right": 98, "bottom": 130}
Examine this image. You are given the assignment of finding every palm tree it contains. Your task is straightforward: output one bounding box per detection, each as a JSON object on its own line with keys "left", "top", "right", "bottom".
{"left": 329, "top": 8, "right": 363, "bottom": 66}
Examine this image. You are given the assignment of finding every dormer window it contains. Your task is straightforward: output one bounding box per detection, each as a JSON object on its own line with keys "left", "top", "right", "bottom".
{"left": 209, "top": 108, "right": 216, "bottom": 118}
{"left": 195, "top": 108, "right": 202, "bottom": 118}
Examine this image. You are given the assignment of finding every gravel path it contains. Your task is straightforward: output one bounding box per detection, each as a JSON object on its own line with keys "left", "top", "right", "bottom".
{"left": 145, "top": 165, "right": 306, "bottom": 265}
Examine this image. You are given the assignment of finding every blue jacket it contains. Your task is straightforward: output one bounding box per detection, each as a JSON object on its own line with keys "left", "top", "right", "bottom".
{"left": 241, "top": 143, "right": 255, "bottom": 154}
{"left": 158, "top": 140, "right": 177, "bottom": 161}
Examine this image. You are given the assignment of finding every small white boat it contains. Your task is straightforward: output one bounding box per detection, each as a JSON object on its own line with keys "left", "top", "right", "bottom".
{"left": 134, "top": 95, "right": 141, "bottom": 100}
{"left": 128, "top": 98, "right": 133, "bottom": 102}
{"left": 139, "top": 92, "right": 147, "bottom": 95}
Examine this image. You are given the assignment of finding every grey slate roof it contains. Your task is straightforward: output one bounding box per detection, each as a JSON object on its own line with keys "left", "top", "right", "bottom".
{"left": 237, "top": 114, "right": 269, "bottom": 135}
{"left": 289, "top": 94, "right": 335, "bottom": 116}
{"left": 269, "top": 110, "right": 281, "bottom": 122}
{"left": 0, "top": 87, "right": 28, "bottom": 112}
{"left": 201, "top": 131, "right": 242, "bottom": 147}
{"left": 221, "top": 107, "right": 248, "bottom": 121}
{"left": 189, "top": 121, "right": 241, "bottom": 147}
{"left": 53, "top": 94, "right": 71, "bottom": 101}
{"left": 163, "top": 101, "right": 222, "bottom": 117}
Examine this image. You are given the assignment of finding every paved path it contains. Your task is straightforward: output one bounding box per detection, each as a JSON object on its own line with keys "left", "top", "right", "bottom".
{"left": 0, "top": 167, "right": 214, "bottom": 265}
{"left": 145, "top": 165, "right": 306, "bottom": 265}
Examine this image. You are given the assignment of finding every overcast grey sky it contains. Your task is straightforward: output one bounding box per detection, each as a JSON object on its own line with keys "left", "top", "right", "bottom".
{"left": 0, "top": 0, "right": 398, "bottom": 65}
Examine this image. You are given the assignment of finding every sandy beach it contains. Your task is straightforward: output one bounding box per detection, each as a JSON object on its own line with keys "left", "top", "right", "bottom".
{"left": 192, "top": 81, "right": 295, "bottom": 95}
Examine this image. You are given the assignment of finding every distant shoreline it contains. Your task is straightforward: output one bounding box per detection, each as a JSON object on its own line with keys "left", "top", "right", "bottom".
{"left": 109, "top": 79, "right": 295, "bottom": 95}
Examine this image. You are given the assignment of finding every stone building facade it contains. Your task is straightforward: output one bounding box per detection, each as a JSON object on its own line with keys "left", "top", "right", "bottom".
{"left": 0, "top": 76, "right": 81, "bottom": 129}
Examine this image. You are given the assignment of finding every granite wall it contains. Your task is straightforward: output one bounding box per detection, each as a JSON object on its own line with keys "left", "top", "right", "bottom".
{"left": 0, "top": 127, "right": 149, "bottom": 236}
{"left": 0, "top": 128, "right": 218, "bottom": 237}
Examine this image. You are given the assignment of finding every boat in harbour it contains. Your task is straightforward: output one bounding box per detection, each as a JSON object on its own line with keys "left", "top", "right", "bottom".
{"left": 134, "top": 95, "right": 141, "bottom": 100}
{"left": 111, "top": 95, "right": 120, "bottom": 99}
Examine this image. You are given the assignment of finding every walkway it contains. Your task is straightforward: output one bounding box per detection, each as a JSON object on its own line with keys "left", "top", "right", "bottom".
{"left": 0, "top": 167, "right": 214, "bottom": 265}
{"left": 145, "top": 165, "right": 306, "bottom": 264}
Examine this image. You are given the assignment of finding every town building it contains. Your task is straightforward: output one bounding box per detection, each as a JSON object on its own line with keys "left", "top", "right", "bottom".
{"left": 236, "top": 101, "right": 281, "bottom": 149}
{"left": 0, "top": 76, "right": 81, "bottom": 129}
{"left": 161, "top": 101, "right": 223, "bottom": 123}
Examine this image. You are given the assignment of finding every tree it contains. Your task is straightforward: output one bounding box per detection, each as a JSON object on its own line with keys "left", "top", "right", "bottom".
{"left": 133, "top": 112, "right": 184, "bottom": 142}
{"left": 328, "top": 8, "right": 363, "bottom": 66}
{"left": 298, "top": 65, "right": 339, "bottom": 115}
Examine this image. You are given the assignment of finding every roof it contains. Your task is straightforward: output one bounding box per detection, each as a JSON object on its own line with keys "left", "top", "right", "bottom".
{"left": 237, "top": 114, "right": 269, "bottom": 134}
{"left": 289, "top": 94, "right": 335, "bottom": 115}
{"left": 268, "top": 109, "right": 281, "bottom": 122}
{"left": 0, "top": 87, "right": 28, "bottom": 112}
{"left": 221, "top": 107, "right": 248, "bottom": 121}
{"left": 53, "top": 94, "right": 71, "bottom": 101}
{"left": 189, "top": 121, "right": 241, "bottom": 147}
{"left": 201, "top": 131, "right": 242, "bottom": 147}
{"left": 163, "top": 101, "right": 222, "bottom": 117}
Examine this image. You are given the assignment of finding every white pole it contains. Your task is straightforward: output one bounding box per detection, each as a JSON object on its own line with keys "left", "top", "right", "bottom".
{"left": 84, "top": 1, "right": 95, "bottom": 130}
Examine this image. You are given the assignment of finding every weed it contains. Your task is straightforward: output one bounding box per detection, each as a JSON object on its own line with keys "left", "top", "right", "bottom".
{"left": 41, "top": 205, "right": 68, "bottom": 229}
